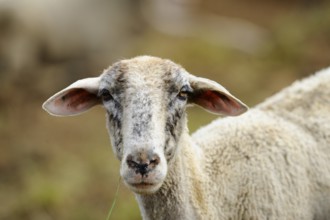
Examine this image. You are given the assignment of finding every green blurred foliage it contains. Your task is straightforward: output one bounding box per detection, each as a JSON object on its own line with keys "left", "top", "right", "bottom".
{"left": 1, "top": 0, "right": 330, "bottom": 219}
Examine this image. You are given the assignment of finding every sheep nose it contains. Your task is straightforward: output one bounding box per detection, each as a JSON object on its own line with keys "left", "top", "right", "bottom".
{"left": 126, "top": 152, "right": 160, "bottom": 176}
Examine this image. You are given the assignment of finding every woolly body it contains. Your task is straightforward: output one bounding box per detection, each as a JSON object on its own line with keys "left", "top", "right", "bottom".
{"left": 188, "top": 69, "right": 330, "bottom": 219}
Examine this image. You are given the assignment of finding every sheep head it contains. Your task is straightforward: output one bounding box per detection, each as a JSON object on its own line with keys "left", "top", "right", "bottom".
{"left": 42, "top": 56, "right": 248, "bottom": 194}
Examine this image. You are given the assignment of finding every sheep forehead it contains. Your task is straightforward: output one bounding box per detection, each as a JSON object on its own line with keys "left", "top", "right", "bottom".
{"left": 123, "top": 56, "right": 183, "bottom": 83}
{"left": 100, "top": 56, "right": 188, "bottom": 95}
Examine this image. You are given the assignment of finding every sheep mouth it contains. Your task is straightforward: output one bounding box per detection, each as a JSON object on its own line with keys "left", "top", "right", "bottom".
{"left": 131, "top": 182, "right": 155, "bottom": 188}
{"left": 128, "top": 181, "right": 162, "bottom": 194}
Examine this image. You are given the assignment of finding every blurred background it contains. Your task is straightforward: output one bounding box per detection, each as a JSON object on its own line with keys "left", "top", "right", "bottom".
{"left": 1, "top": 0, "right": 330, "bottom": 219}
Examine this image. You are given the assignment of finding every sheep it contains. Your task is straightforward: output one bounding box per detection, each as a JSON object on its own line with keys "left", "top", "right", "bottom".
{"left": 42, "top": 56, "right": 330, "bottom": 220}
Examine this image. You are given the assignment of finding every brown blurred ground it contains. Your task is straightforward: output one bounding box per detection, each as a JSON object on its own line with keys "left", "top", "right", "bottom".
{"left": 1, "top": 0, "right": 330, "bottom": 219}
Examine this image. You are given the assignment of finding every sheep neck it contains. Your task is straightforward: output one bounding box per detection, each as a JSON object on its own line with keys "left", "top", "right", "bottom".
{"left": 135, "top": 134, "right": 205, "bottom": 220}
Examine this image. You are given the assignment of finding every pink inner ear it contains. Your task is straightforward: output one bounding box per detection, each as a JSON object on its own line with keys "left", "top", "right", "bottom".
{"left": 193, "top": 90, "right": 243, "bottom": 116}
{"left": 54, "top": 89, "right": 99, "bottom": 114}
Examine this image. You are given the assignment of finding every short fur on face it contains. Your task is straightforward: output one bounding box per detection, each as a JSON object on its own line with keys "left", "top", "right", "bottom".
{"left": 99, "top": 57, "right": 192, "bottom": 193}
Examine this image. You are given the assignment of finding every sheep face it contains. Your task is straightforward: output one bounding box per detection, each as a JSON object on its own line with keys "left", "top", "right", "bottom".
{"left": 98, "top": 57, "right": 191, "bottom": 194}
{"left": 42, "top": 56, "right": 248, "bottom": 194}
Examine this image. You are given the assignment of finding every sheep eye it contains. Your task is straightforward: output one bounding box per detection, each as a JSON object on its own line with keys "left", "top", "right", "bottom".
{"left": 177, "top": 85, "right": 191, "bottom": 101}
{"left": 178, "top": 91, "right": 188, "bottom": 100}
{"left": 100, "top": 89, "right": 113, "bottom": 102}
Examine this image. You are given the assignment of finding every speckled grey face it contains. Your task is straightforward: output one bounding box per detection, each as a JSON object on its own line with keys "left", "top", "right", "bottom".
{"left": 99, "top": 58, "right": 191, "bottom": 194}
{"left": 42, "top": 56, "right": 248, "bottom": 195}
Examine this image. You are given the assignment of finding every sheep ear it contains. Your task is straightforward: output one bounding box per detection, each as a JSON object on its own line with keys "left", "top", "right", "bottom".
{"left": 42, "top": 77, "right": 101, "bottom": 116}
{"left": 188, "top": 75, "right": 248, "bottom": 116}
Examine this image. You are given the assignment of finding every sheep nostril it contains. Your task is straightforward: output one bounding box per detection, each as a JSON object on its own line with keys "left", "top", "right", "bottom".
{"left": 150, "top": 155, "right": 160, "bottom": 166}
{"left": 126, "top": 155, "right": 136, "bottom": 169}
{"left": 127, "top": 160, "right": 137, "bottom": 169}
